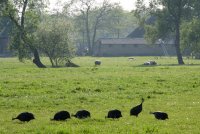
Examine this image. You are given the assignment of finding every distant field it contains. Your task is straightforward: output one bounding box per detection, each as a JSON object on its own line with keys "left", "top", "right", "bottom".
{"left": 0, "top": 57, "right": 200, "bottom": 134}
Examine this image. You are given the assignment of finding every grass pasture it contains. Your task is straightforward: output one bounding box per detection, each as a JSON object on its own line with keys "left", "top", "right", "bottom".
{"left": 0, "top": 56, "right": 200, "bottom": 134}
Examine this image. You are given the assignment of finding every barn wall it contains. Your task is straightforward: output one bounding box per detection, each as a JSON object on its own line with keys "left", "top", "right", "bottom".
{"left": 0, "top": 37, "right": 12, "bottom": 57}
{"left": 0, "top": 37, "right": 8, "bottom": 52}
{"left": 96, "top": 44, "right": 176, "bottom": 56}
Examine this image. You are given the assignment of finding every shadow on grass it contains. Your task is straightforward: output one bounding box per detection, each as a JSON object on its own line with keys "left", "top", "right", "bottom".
{"left": 135, "top": 63, "right": 200, "bottom": 68}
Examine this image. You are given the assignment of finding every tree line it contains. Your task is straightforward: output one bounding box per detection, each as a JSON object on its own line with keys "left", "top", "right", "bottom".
{"left": 1, "top": 0, "right": 200, "bottom": 67}
{"left": 0, "top": 0, "right": 136, "bottom": 67}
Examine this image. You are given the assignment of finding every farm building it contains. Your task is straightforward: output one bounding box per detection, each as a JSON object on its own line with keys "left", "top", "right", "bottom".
{"left": 0, "top": 37, "right": 10, "bottom": 56}
{"left": 93, "top": 16, "right": 177, "bottom": 57}
{"left": 93, "top": 38, "right": 176, "bottom": 57}
{"left": 126, "top": 16, "right": 157, "bottom": 38}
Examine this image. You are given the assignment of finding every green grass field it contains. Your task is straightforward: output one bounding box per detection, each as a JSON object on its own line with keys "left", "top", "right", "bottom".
{"left": 0, "top": 57, "right": 200, "bottom": 134}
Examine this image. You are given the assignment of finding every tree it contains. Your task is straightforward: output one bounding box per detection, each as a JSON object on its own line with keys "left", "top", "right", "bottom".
{"left": 181, "top": 18, "right": 200, "bottom": 59}
{"left": 190, "top": 0, "right": 200, "bottom": 18}
{"left": 180, "top": 0, "right": 200, "bottom": 59}
{"left": 73, "top": 5, "right": 137, "bottom": 55}
{"left": 72, "top": 0, "right": 116, "bottom": 55}
{"left": 0, "top": 0, "right": 9, "bottom": 31}
{"left": 3, "top": 0, "right": 47, "bottom": 68}
{"left": 0, "top": 0, "right": 7, "bottom": 16}
{"left": 36, "top": 14, "right": 75, "bottom": 67}
{"left": 135, "top": 0, "right": 196, "bottom": 65}
{"left": 102, "top": 5, "right": 137, "bottom": 38}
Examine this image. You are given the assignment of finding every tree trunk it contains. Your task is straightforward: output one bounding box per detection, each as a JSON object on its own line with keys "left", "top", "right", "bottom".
{"left": 85, "top": 9, "right": 92, "bottom": 55}
{"left": 45, "top": 52, "right": 54, "bottom": 67}
{"left": 175, "top": 22, "right": 184, "bottom": 65}
{"left": 32, "top": 48, "right": 46, "bottom": 68}
{"left": 91, "top": 20, "right": 98, "bottom": 56}
{"left": 49, "top": 57, "right": 54, "bottom": 67}
{"left": 55, "top": 59, "right": 58, "bottom": 67}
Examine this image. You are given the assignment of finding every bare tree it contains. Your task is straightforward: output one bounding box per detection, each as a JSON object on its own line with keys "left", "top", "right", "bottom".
{"left": 73, "top": 0, "right": 115, "bottom": 55}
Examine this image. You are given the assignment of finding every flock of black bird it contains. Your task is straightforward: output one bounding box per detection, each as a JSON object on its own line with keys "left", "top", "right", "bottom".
{"left": 12, "top": 98, "right": 168, "bottom": 122}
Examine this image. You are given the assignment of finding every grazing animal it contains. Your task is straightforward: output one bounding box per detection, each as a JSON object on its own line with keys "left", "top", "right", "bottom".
{"left": 72, "top": 110, "right": 91, "bottom": 119}
{"left": 95, "top": 60, "right": 101, "bottom": 65}
{"left": 128, "top": 57, "right": 135, "bottom": 60}
{"left": 51, "top": 111, "right": 71, "bottom": 121}
{"left": 106, "top": 109, "right": 122, "bottom": 119}
{"left": 130, "top": 98, "right": 144, "bottom": 117}
{"left": 12, "top": 112, "right": 35, "bottom": 122}
{"left": 144, "top": 60, "right": 157, "bottom": 65}
{"left": 150, "top": 111, "right": 168, "bottom": 120}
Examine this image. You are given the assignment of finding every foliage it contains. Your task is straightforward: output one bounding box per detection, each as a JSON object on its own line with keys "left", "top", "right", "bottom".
{"left": 0, "top": 0, "right": 7, "bottom": 16}
{"left": 134, "top": 0, "right": 198, "bottom": 64}
{"left": 134, "top": 0, "right": 149, "bottom": 27}
{"left": 73, "top": 3, "right": 137, "bottom": 55}
{"left": 36, "top": 14, "right": 75, "bottom": 67}
{"left": 2, "top": 0, "right": 47, "bottom": 67}
{"left": 144, "top": 25, "right": 158, "bottom": 44}
{"left": 9, "top": 8, "right": 41, "bottom": 60}
{"left": 181, "top": 18, "right": 200, "bottom": 58}
{"left": 71, "top": 0, "right": 117, "bottom": 55}
{"left": 144, "top": 11, "right": 174, "bottom": 44}
{"left": 0, "top": 57, "right": 200, "bottom": 133}
{"left": 102, "top": 6, "right": 137, "bottom": 38}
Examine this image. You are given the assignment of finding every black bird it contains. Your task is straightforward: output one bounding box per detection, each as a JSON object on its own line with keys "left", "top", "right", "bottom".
{"left": 72, "top": 110, "right": 91, "bottom": 119}
{"left": 12, "top": 112, "right": 35, "bottom": 122}
{"left": 106, "top": 109, "right": 122, "bottom": 119}
{"left": 51, "top": 110, "right": 71, "bottom": 121}
{"left": 130, "top": 98, "right": 144, "bottom": 117}
{"left": 150, "top": 111, "right": 169, "bottom": 120}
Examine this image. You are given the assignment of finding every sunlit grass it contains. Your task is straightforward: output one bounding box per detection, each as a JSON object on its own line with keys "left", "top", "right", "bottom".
{"left": 0, "top": 56, "right": 200, "bottom": 133}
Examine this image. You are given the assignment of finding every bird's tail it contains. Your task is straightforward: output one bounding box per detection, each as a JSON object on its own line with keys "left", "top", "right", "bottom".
{"left": 50, "top": 118, "right": 54, "bottom": 121}
{"left": 12, "top": 117, "right": 17, "bottom": 120}
{"left": 149, "top": 112, "right": 154, "bottom": 114}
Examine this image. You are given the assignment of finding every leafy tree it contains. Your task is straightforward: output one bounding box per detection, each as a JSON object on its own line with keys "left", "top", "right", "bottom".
{"left": 36, "top": 14, "right": 75, "bottom": 67}
{"left": 181, "top": 18, "right": 200, "bottom": 59}
{"left": 190, "top": 0, "right": 200, "bottom": 18}
{"left": 0, "top": 0, "right": 10, "bottom": 34}
{"left": 72, "top": 0, "right": 116, "bottom": 55}
{"left": 135, "top": 0, "right": 196, "bottom": 64}
{"left": 0, "top": 0, "right": 7, "bottom": 16}
{"left": 3, "top": 0, "right": 47, "bottom": 68}
{"left": 73, "top": 4, "right": 137, "bottom": 55}
{"left": 102, "top": 5, "right": 137, "bottom": 38}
